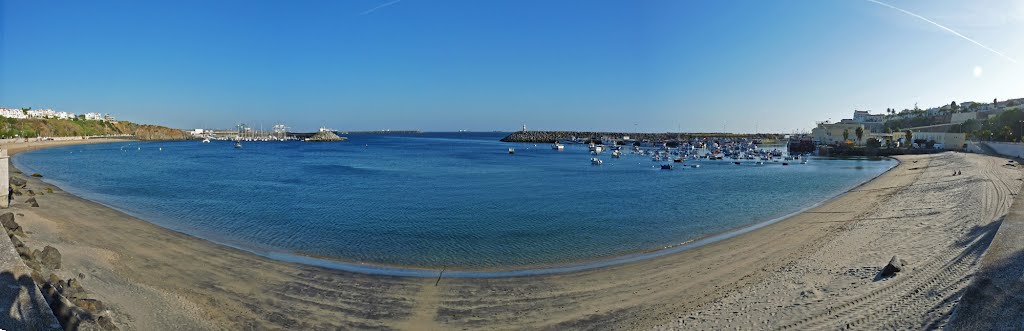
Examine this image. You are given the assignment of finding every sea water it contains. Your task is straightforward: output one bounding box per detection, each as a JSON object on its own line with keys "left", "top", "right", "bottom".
{"left": 14, "top": 132, "right": 894, "bottom": 272}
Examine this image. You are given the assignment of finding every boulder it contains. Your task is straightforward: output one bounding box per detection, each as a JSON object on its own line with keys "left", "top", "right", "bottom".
{"left": 10, "top": 177, "right": 26, "bottom": 187}
{"left": 48, "top": 273, "right": 65, "bottom": 292}
{"left": 0, "top": 212, "right": 24, "bottom": 236}
{"left": 9, "top": 234, "right": 24, "bottom": 248}
{"left": 879, "top": 255, "right": 907, "bottom": 278}
{"left": 37, "top": 245, "right": 61, "bottom": 269}
{"left": 97, "top": 315, "right": 118, "bottom": 330}
{"left": 74, "top": 298, "right": 104, "bottom": 314}
{"left": 30, "top": 270, "right": 45, "bottom": 286}
{"left": 26, "top": 190, "right": 35, "bottom": 197}
{"left": 63, "top": 278, "right": 86, "bottom": 299}
{"left": 25, "top": 197, "right": 39, "bottom": 207}
{"left": 30, "top": 173, "right": 42, "bottom": 177}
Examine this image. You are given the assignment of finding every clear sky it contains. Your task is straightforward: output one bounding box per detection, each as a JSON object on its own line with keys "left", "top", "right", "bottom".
{"left": 2, "top": 0, "right": 1022, "bottom": 133}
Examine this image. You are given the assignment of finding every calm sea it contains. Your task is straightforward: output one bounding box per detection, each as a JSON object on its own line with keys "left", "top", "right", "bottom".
{"left": 14, "top": 132, "right": 894, "bottom": 274}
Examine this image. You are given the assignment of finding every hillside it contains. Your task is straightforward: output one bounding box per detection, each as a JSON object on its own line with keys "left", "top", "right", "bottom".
{"left": 0, "top": 118, "right": 188, "bottom": 140}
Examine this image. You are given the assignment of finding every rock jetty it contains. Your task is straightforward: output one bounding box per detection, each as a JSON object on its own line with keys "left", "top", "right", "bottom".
{"left": 306, "top": 131, "right": 347, "bottom": 142}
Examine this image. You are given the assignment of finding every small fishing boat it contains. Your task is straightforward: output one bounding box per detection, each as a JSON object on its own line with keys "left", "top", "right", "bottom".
{"left": 611, "top": 150, "right": 622, "bottom": 158}
{"left": 690, "top": 164, "right": 700, "bottom": 168}
{"left": 552, "top": 142, "right": 564, "bottom": 150}
{"left": 234, "top": 140, "right": 242, "bottom": 149}
{"left": 202, "top": 137, "right": 211, "bottom": 143}
{"left": 591, "top": 157, "right": 603, "bottom": 165}
{"left": 673, "top": 157, "right": 683, "bottom": 163}
{"left": 782, "top": 162, "right": 789, "bottom": 166}
{"left": 660, "top": 164, "right": 673, "bottom": 170}
{"left": 508, "top": 148, "right": 515, "bottom": 154}
{"left": 734, "top": 161, "right": 741, "bottom": 165}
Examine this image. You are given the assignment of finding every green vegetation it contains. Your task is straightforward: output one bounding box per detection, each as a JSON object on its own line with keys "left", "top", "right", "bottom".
{"left": 953, "top": 108, "right": 1024, "bottom": 142}
{"left": 0, "top": 118, "right": 186, "bottom": 140}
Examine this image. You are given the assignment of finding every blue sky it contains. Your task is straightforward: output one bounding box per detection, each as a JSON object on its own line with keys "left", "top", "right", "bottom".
{"left": 2, "top": 0, "right": 1022, "bottom": 132}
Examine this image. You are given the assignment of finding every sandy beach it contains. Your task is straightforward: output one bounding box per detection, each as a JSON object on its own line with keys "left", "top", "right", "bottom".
{"left": 3, "top": 139, "right": 1020, "bottom": 330}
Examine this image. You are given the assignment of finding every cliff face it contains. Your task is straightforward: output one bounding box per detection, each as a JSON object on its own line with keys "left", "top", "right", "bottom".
{"left": 0, "top": 118, "right": 188, "bottom": 140}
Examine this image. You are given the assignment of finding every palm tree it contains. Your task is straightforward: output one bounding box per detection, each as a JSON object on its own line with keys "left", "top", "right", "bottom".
{"left": 843, "top": 129, "right": 850, "bottom": 142}
{"left": 855, "top": 126, "right": 864, "bottom": 144}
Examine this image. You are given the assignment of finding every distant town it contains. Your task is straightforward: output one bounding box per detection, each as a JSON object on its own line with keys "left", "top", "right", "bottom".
{"left": 0, "top": 107, "right": 118, "bottom": 123}
{"left": 809, "top": 97, "right": 1024, "bottom": 150}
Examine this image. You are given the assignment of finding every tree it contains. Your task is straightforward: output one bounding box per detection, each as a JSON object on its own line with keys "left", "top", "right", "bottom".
{"left": 905, "top": 130, "right": 913, "bottom": 147}
{"left": 951, "top": 101, "right": 958, "bottom": 110}
{"left": 994, "top": 98, "right": 998, "bottom": 105}
{"left": 843, "top": 129, "right": 850, "bottom": 142}
{"left": 855, "top": 126, "right": 864, "bottom": 143}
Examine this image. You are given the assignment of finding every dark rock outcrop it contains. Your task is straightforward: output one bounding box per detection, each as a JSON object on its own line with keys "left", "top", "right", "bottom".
{"left": 878, "top": 255, "right": 907, "bottom": 279}
{"left": 25, "top": 197, "right": 39, "bottom": 207}
{"left": 306, "top": 131, "right": 347, "bottom": 142}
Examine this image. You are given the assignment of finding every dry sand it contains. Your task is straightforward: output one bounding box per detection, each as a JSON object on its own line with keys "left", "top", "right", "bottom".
{"left": 3, "top": 139, "right": 1019, "bottom": 330}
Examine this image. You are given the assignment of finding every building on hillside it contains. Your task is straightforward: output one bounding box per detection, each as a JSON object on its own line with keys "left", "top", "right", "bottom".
{"left": 811, "top": 122, "right": 866, "bottom": 145}
{"left": 103, "top": 114, "right": 117, "bottom": 123}
{"left": 0, "top": 108, "right": 27, "bottom": 119}
{"left": 84, "top": 112, "right": 103, "bottom": 121}
{"left": 852, "top": 110, "right": 884, "bottom": 123}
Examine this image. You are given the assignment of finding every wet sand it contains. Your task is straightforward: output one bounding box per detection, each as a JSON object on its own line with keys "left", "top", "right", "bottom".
{"left": 4, "top": 139, "right": 1019, "bottom": 330}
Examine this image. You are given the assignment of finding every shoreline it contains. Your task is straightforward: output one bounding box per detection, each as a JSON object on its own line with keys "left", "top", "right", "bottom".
{"left": 2, "top": 139, "right": 1016, "bottom": 330}
{"left": 11, "top": 140, "right": 897, "bottom": 277}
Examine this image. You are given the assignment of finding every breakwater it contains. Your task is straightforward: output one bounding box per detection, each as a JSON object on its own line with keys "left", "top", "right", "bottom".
{"left": 500, "top": 131, "right": 782, "bottom": 143}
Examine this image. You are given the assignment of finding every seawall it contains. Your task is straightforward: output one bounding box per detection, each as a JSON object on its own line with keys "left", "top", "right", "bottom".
{"left": 982, "top": 141, "right": 1024, "bottom": 158}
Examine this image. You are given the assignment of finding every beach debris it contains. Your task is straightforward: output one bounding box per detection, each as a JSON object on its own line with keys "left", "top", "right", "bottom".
{"left": 0, "top": 212, "right": 26, "bottom": 237}
{"left": 31, "top": 173, "right": 42, "bottom": 177}
{"left": 27, "top": 189, "right": 35, "bottom": 197}
{"left": 26, "top": 197, "right": 39, "bottom": 207}
{"left": 35, "top": 245, "right": 62, "bottom": 270}
{"left": 878, "top": 255, "right": 907, "bottom": 278}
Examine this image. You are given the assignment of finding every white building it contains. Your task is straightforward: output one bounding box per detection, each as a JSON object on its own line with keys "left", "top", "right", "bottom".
{"left": 0, "top": 108, "right": 27, "bottom": 119}
{"left": 84, "top": 112, "right": 103, "bottom": 121}
{"left": 852, "top": 110, "right": 884, "bottom": 123}
{"left": 24, "top": 109, "right": 77, "bottom": 120}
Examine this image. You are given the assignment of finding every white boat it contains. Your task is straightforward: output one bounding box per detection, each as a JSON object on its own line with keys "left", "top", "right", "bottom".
{"left": 234, "top": 141, "right": 242, "bottom": 149}
{"left": 552, "top": 142, "right": 564, "bottom": 150}
{"left": 591, "top": 157, "right": 603, "bottom": 165}
{"left": 202, "top": 138, "right": 211, "bottom": 143}
{"left": 508, "top": 148, "right": 515, "bottom": 154}
{"left": 611, "top": 150, "right": 621, "bottom": 158}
